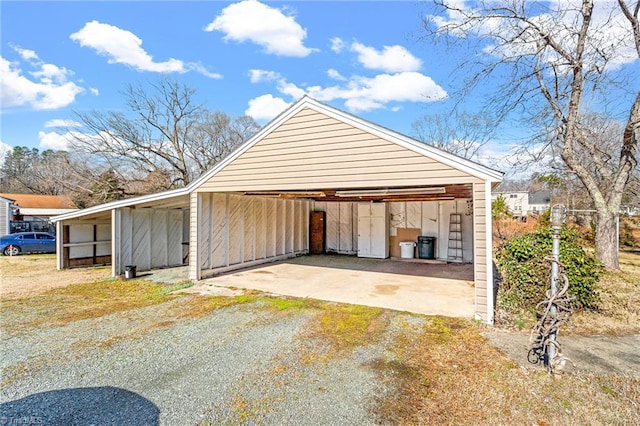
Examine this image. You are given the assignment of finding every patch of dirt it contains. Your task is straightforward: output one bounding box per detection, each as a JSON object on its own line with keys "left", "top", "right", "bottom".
{"left": 0, "top": 254, "right": 110, "bottom": 299}
{"left": 483, "top": 330, "right": 640, "bottom": 376}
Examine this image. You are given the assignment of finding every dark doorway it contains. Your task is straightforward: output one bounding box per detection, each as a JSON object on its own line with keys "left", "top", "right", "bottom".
{"left": 310, "top": 211, "right": 325, "bottom": 254}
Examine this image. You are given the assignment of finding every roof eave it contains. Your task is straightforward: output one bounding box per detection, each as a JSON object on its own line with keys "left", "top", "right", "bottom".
{"left": 51, "top": 187, "right": 191, "bottom": 222}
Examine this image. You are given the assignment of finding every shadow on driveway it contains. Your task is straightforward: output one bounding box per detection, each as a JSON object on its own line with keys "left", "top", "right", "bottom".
{"left": 0, "top": 386, "right": 159, "bottom": 425}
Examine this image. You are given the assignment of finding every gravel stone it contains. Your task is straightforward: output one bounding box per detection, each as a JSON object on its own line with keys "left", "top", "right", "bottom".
{"left": 1, "top": 299, "right": 409, "bottom": 425}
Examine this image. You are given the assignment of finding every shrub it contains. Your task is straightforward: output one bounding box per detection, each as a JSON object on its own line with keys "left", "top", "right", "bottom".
{"left": 496, "top": 226, "right": 603, "bottom": 312}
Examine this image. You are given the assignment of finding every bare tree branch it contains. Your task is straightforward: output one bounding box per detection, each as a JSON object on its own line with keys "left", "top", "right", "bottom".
{"left": 424, "top": 0, "right": 639, "bottom": 268}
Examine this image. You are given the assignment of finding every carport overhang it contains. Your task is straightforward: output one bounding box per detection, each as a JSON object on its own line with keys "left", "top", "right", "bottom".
{"left": 51, "top": 190, "right": 190, "bottom": 276}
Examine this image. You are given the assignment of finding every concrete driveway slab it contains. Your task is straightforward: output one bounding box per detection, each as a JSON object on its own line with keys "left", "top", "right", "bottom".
{"left": 198, "top": 255, "right": 476, "bottom": 318}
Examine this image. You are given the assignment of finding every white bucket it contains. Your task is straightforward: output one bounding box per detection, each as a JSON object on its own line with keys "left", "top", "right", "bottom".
{"left": 399, "top": 241, "right": 415, "bottom": 259}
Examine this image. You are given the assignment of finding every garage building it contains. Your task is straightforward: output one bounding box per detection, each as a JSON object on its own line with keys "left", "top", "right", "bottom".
{"left": 52, "top": 97, "right": 502, "bottom": 322}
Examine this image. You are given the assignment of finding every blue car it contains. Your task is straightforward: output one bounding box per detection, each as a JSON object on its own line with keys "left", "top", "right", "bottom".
{"left": 0, "top": 232, "right": 56, "bottom": 256}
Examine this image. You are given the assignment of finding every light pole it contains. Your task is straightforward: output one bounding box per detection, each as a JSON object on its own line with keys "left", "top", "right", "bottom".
{"left": 548, "top": 204, "right": 566, "bottom": 369}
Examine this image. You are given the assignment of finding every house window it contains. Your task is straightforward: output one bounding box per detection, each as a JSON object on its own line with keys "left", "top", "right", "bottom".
{"left": 510, "top": 194, "right": 517, "bottom": 198}
{"left": 532, "top": 206, "right": 537, "bottom": 211}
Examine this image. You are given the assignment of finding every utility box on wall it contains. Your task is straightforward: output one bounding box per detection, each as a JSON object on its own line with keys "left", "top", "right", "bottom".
{"left": 357, "top": 203, "right": 389, "bottom": 259}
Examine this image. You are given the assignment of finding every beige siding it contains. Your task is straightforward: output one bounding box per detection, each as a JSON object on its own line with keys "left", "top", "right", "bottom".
{"left": 189, "top": 193, "right": 200, "bottom": 280}
{"left": 197, "top": 109, "right": 480, "bottom": 192}
{"left": 197, "top": 194, "right": 310, "bottom": 278}
{"left": 473, "top": 182, "right": 490, "bottom": 322}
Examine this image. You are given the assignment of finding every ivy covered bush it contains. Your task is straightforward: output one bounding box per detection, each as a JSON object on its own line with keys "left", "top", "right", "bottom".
{"left": 495, "top": 226, "right": 603, "bottom": 312}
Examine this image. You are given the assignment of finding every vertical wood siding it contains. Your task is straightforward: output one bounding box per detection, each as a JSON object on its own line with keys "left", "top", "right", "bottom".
{"left": 387, "top": 200, "right": 474, "bottom": 261}
{"left": 0, "top": 201, "right": 9, "bottom": 236}
{"left": 197, "top": 108, "right": 479, "bottom": 192}
{"left": 228, "top": 195, "right": 243, "bottom": 265}
{"left": 244, "top": 198, "right": 256, "bottom": 262}
{"left": 312, "top": 201, "right": 357, "bottom": 254}
{"left": 255, "top": 198, "right": 266, "bottom": 260}
{"left": 266, "top": 198, "right": 276, "bottom": 258}
{"left": 117, "top": 207, "right": 187, "bottom": 274}
{"left": 211, "top": 193, "right": 227, "bottom": 268}
{"left": 197, "top": 194, "right": 310, "bottom": 277}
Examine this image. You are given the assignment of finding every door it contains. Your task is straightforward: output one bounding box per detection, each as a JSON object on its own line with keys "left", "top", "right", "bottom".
{"left": 357, "top": 203, "right": 389, "bottom": 259}
{"left": 36, "top": 233, "right": 56, "bottom": 253}
{"left": 18, "top": 233, "right": 38, "bottom": 252}
{"left": 357, "top": 206, "right": 371, "bottom": 257}
{"left": 309, "top": 211, "right": 325, "bottom": 254}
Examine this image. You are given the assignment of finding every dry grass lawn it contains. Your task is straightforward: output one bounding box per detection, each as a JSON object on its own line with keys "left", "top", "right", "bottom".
{"left": 373, "top": 317, "right": 639, "bottom": 425}
{"left": 0, "top": 254, "right": 110, "bottom": 298}
{"left": 567, "top": 250, "right": 640, "bottom": 335}
{"left": 1, "top": 253, "right": 638, "bottom": 424}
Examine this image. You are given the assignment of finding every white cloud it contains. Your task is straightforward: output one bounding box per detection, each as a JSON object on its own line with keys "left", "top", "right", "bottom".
{"left": 188, "top": 63, "right": 223, "bottom": 79}
{"left": 1, "top": 52, "right": 85, "bottom": 110}
{"left": 69, "top": 21, "right": 223, "bottom": 78}
{"left": 245, "top": 94, "right": 291, "bottom": 121}
{"left": 327, "top": 68, "right": 346, "bottom": 81}
{"left": 11, "top": 45, "right": 38, "bottom": 61}
{"left": 270, "top": 71, "right": 447, "bottom": 113}
{"left": 90, "top": 87, "right": 99, "bottom": 96}
{"left": 249, "top": 69, "right": 281, "bottom": 83}
{"left": 205, "top": 0, "right": 315, "bottom": 57}
{"left": 38, "top": 131, "right": 74, "bottom": 150}
{"left": 351, "top": 42, "right": 422, "bottom": 73}
{"left": 276, "top": 80, "right": 307, "bottom": 99}
{"left": 70, "top": 21, "right": 185, "bottom": 73}
{"left": 330, "top": 37, "right": 345, "bottom": 53}
{"left": 44, "top": 119, "right": 82, "bottom": 128}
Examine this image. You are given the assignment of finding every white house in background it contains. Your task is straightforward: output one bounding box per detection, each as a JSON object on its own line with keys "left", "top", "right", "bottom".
{"left": 492, "top": 190, "right": 551, "bottom": 220}
{"left": 0, "top": 193, "right": 78, "bottom": 234}
{"left": 51, "top": 97, "right": 503, "bottom": 323}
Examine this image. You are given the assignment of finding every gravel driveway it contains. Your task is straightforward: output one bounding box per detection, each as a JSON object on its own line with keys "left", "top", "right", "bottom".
{"left": 2, "top": 286, "right": 638, "bottom": 425}
{"left": 0, "top": 297, "right": 405, "bottom": 425}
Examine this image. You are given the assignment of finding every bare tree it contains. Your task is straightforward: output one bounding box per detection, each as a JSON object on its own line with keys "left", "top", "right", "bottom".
{"left": 424, "top": 0, "right": 640, "bottom": 269}
{"left": 412, "top": 111, "right": 496, "bottom": 160}
{"left": 71, "top": 78, "right": 260, "bottom": 189}
{"left": 0, "top": 147, "right": 76, "bottom": 195}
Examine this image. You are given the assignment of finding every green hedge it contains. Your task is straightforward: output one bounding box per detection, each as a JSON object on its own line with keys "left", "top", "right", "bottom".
{"left": 496, "top": 227, "right": 603, "bottom": 312}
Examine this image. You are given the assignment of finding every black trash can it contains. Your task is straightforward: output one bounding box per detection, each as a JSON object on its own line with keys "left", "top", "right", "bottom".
{"left": 417, "top": 236, "right": 436, "bottom": 259}
{"left": 124, "top": 265, "right": 137, "bottom": 279}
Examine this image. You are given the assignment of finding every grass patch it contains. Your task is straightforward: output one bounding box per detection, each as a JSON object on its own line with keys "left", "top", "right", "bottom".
{"left": 262, "top": 296, "right": 323, "bottom": 312}
{"left": 0, "top": 278, "right": 183, "bottom": 334}
{"left": 168, "top": 294, "right": 260, "bottom": 319}
{"left": 567, "top": 250, "right": 640, "bottom": 335}
{"left": 372, "top": 316, "right": 640, "bottom": 425}
{"left": 309, "top": 303, "right": 385, "bottom": 352}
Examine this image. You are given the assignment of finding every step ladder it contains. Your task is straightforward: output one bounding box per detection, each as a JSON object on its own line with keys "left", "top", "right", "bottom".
{"left": 448, "top": 213, "right": 463, "bottom": 262}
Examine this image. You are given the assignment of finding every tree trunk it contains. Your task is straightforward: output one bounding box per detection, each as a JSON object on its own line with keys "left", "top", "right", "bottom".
{"left": 595, "top": 210, "right": 619, "bottom": 270}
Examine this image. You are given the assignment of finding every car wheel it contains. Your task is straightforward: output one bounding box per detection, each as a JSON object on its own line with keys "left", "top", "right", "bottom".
{"left": 3, "top": 245, "right": 21, "bottom": 256}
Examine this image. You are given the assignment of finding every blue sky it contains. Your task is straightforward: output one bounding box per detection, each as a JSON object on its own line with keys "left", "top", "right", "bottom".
{"left": 1, "top": 1, "right": 638, "bottom": 175}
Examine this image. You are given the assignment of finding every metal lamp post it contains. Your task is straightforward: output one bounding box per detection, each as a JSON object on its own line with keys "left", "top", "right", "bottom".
{"left": 548, "top": 204, "right": 566, "bottom": 369}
